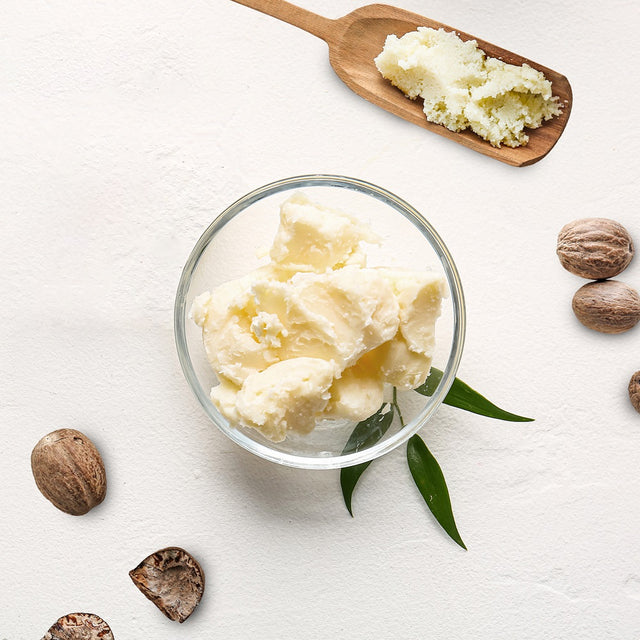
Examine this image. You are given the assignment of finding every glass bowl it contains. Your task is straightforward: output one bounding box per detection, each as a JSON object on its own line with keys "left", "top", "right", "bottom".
{"left": 174, "top": 175, "right": 465, "bottom": 469}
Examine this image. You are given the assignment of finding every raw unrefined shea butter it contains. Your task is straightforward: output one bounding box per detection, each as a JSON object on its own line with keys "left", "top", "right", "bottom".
{"left": 375, "top": 27, "right": 562, "bottom": 147}
{"left": 192, "top": 193, "right": 445, "bottom": 442}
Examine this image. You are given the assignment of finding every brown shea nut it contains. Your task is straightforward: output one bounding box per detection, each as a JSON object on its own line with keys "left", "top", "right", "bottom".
{"left": 31, "top": 428, "right": 106, "bottom": 516}
{"left": 129, "top": 547, "right": 205, "bottom": 623}
{"left": 572, "top": 280, "right": 640, "bottom": 334}
{"left": 629, "top": 371, "right": 640, "bottom": 414}
{"left": 41, "top": 612, "right": 114, "bottom": 640}
{"left": 557, "top": 217, "right": 634, "bottom": 279}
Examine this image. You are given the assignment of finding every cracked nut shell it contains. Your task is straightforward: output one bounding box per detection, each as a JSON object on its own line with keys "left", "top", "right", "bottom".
{"left": 41, "top": 612, "right": 114, "bottom": 640}
{"left": 557, "top": 217, "right": 634, "bottom": 279}
{"left": 629, "top": 371, "right": 640, "bottom": 414}
{"left": 31, "top": 428, "right": 106, "bottom": 516}
{"left": 129, "top": 546, "right": 205, "bottom": 623}
{"left": 572, "top": 280, "right": 640, "bottom": 334}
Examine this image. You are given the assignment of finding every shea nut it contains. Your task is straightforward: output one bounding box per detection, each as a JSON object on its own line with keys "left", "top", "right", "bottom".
{"left": 557, "top": 218, "right": 634, "bottom": 280}
{"left": 42, "top": 612, "right": 114, "bottom": 640}
{"left": 129, "top": 547, "right": 205, "bottom": 623}
{"left": 629, "top": 371, "right": 640, "bottom": 414}
{"left": 572, "top": 280, "right": 640, "bottom": 334}
{"left": 31, "top": 428, "right": 106, "bottom": 515}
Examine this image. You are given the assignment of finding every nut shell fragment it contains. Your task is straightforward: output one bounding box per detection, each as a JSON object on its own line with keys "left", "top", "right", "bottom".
{"left": 129, "top": 546, "right": 205, "bottom": 623}
{"left": 572, "top": 280, "right": 640, "bottom": 334}
{"left": 41, "top": 612, "right": 114, "bottom": 640}
{"left": 31, "top": 429, "right": 106, "bottom": 516}
{"left": 557, "top": 218, "right": 634, "bottom": 280}
{"left": 629, "top": 371, "right": 640, "bottom": 414}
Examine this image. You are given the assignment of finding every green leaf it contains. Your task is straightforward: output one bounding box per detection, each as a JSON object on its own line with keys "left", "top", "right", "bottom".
{"left": 407, "top": 434, "right": 467, "bottom": 550}
{"left": 340, "top": 461, "right": 374, "bottom": 517}
{"left": 415, "top": 367, "right": 533, "bottom": 422}
{"left": 340, "top": 403, "right": 394, "bottom": 516}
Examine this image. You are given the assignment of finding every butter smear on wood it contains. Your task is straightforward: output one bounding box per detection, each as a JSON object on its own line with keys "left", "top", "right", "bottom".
{"left": 375, "top": 27, "right": 562, "bottom": 147}
{"left": 191, "top": 193, "right": 445, "bottom": 442}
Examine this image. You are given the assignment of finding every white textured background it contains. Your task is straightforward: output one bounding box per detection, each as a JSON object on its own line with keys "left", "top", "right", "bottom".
{"left": 2, "top": 0, "right": 640, "bottom": 638}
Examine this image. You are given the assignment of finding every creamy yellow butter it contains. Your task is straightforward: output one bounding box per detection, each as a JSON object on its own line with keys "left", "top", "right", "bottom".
{"left": 191, "top": 193, "right": 446, "bottom": 442}
{"left": 374, "top": 27, "right": 562, "bottom": 147}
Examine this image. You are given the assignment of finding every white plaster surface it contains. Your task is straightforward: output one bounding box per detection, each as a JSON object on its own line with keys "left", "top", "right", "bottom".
{"left": 1, "top": 0, "right": 640, "bottom": 637}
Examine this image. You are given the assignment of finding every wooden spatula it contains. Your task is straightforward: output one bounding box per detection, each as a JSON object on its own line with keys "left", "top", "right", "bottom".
{"left": 231, "top": 0, "right": 572, "bottom": 166}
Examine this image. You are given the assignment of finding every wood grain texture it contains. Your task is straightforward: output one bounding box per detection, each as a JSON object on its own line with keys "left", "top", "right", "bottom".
{"left": 231, "top": 0, "right": 334, "bottom": 39}
{"left": 231, "top": 1, "right": 572, "bottom": 166}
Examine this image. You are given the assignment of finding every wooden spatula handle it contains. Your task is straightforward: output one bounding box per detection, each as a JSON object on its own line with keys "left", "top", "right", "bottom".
{"left": 230, "top": 0, "right": 335, "bottom": 42}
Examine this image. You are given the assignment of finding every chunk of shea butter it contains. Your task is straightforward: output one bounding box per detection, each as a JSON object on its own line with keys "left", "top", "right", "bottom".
{"left": 378, "top": 268, "right": 446, "bottom": 357}
{"left": 191, "top": 192, "right": 445, "bottom": 442}
{"left": 375, "top": 27, "right": 562, "bottom": 147}
{"left": 362, "top": 269, "right": 446, "bottom": 390}
{"left": 218, "top": 358, "right": 337, "bottom": 443}
{"left": 192, "top": 277, "right": 279, "bottom": 387}
{"left": 238, "top": 268, "right": 398, "bottom": 372}
{"left": 290, "top": 267, "right": 399, "bottom": 367}
{"left": 270, "top": 192, "right": 379, "bottom": 272}
{"left": 323, "top": 362, "right": 385, "bottom": 421}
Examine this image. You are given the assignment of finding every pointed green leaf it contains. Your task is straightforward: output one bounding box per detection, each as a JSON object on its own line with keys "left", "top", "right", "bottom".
{"left": 340, "top": 461, "right": 374, "bottom": 517}
{"left": 414, "top": 367, "right": 533, "bottom": 422}
{"left": 407, "top": 434, "right": 466, "bottom": 550}
{"left": 340, "top": 403, "right": 394, "bottom": 516}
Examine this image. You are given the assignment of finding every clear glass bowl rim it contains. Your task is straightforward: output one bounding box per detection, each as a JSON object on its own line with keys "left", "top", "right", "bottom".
{"left": 174, "top": 174, "right": 466, "bottom": 469}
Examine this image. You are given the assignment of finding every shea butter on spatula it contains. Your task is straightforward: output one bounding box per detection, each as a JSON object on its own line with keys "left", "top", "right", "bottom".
{"left": 230, "top": 0, "right": 571, "bottom": 165}
{"left": 375, "top": 27, "right": 563, "bottom": 148}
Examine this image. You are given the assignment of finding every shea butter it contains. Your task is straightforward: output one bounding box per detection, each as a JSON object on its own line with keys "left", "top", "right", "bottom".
{"left": 375, "top": 27, "right": 562, "bottom": 147}
{"left": 192, "top": 193, "right": 445, "bottom": 442}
